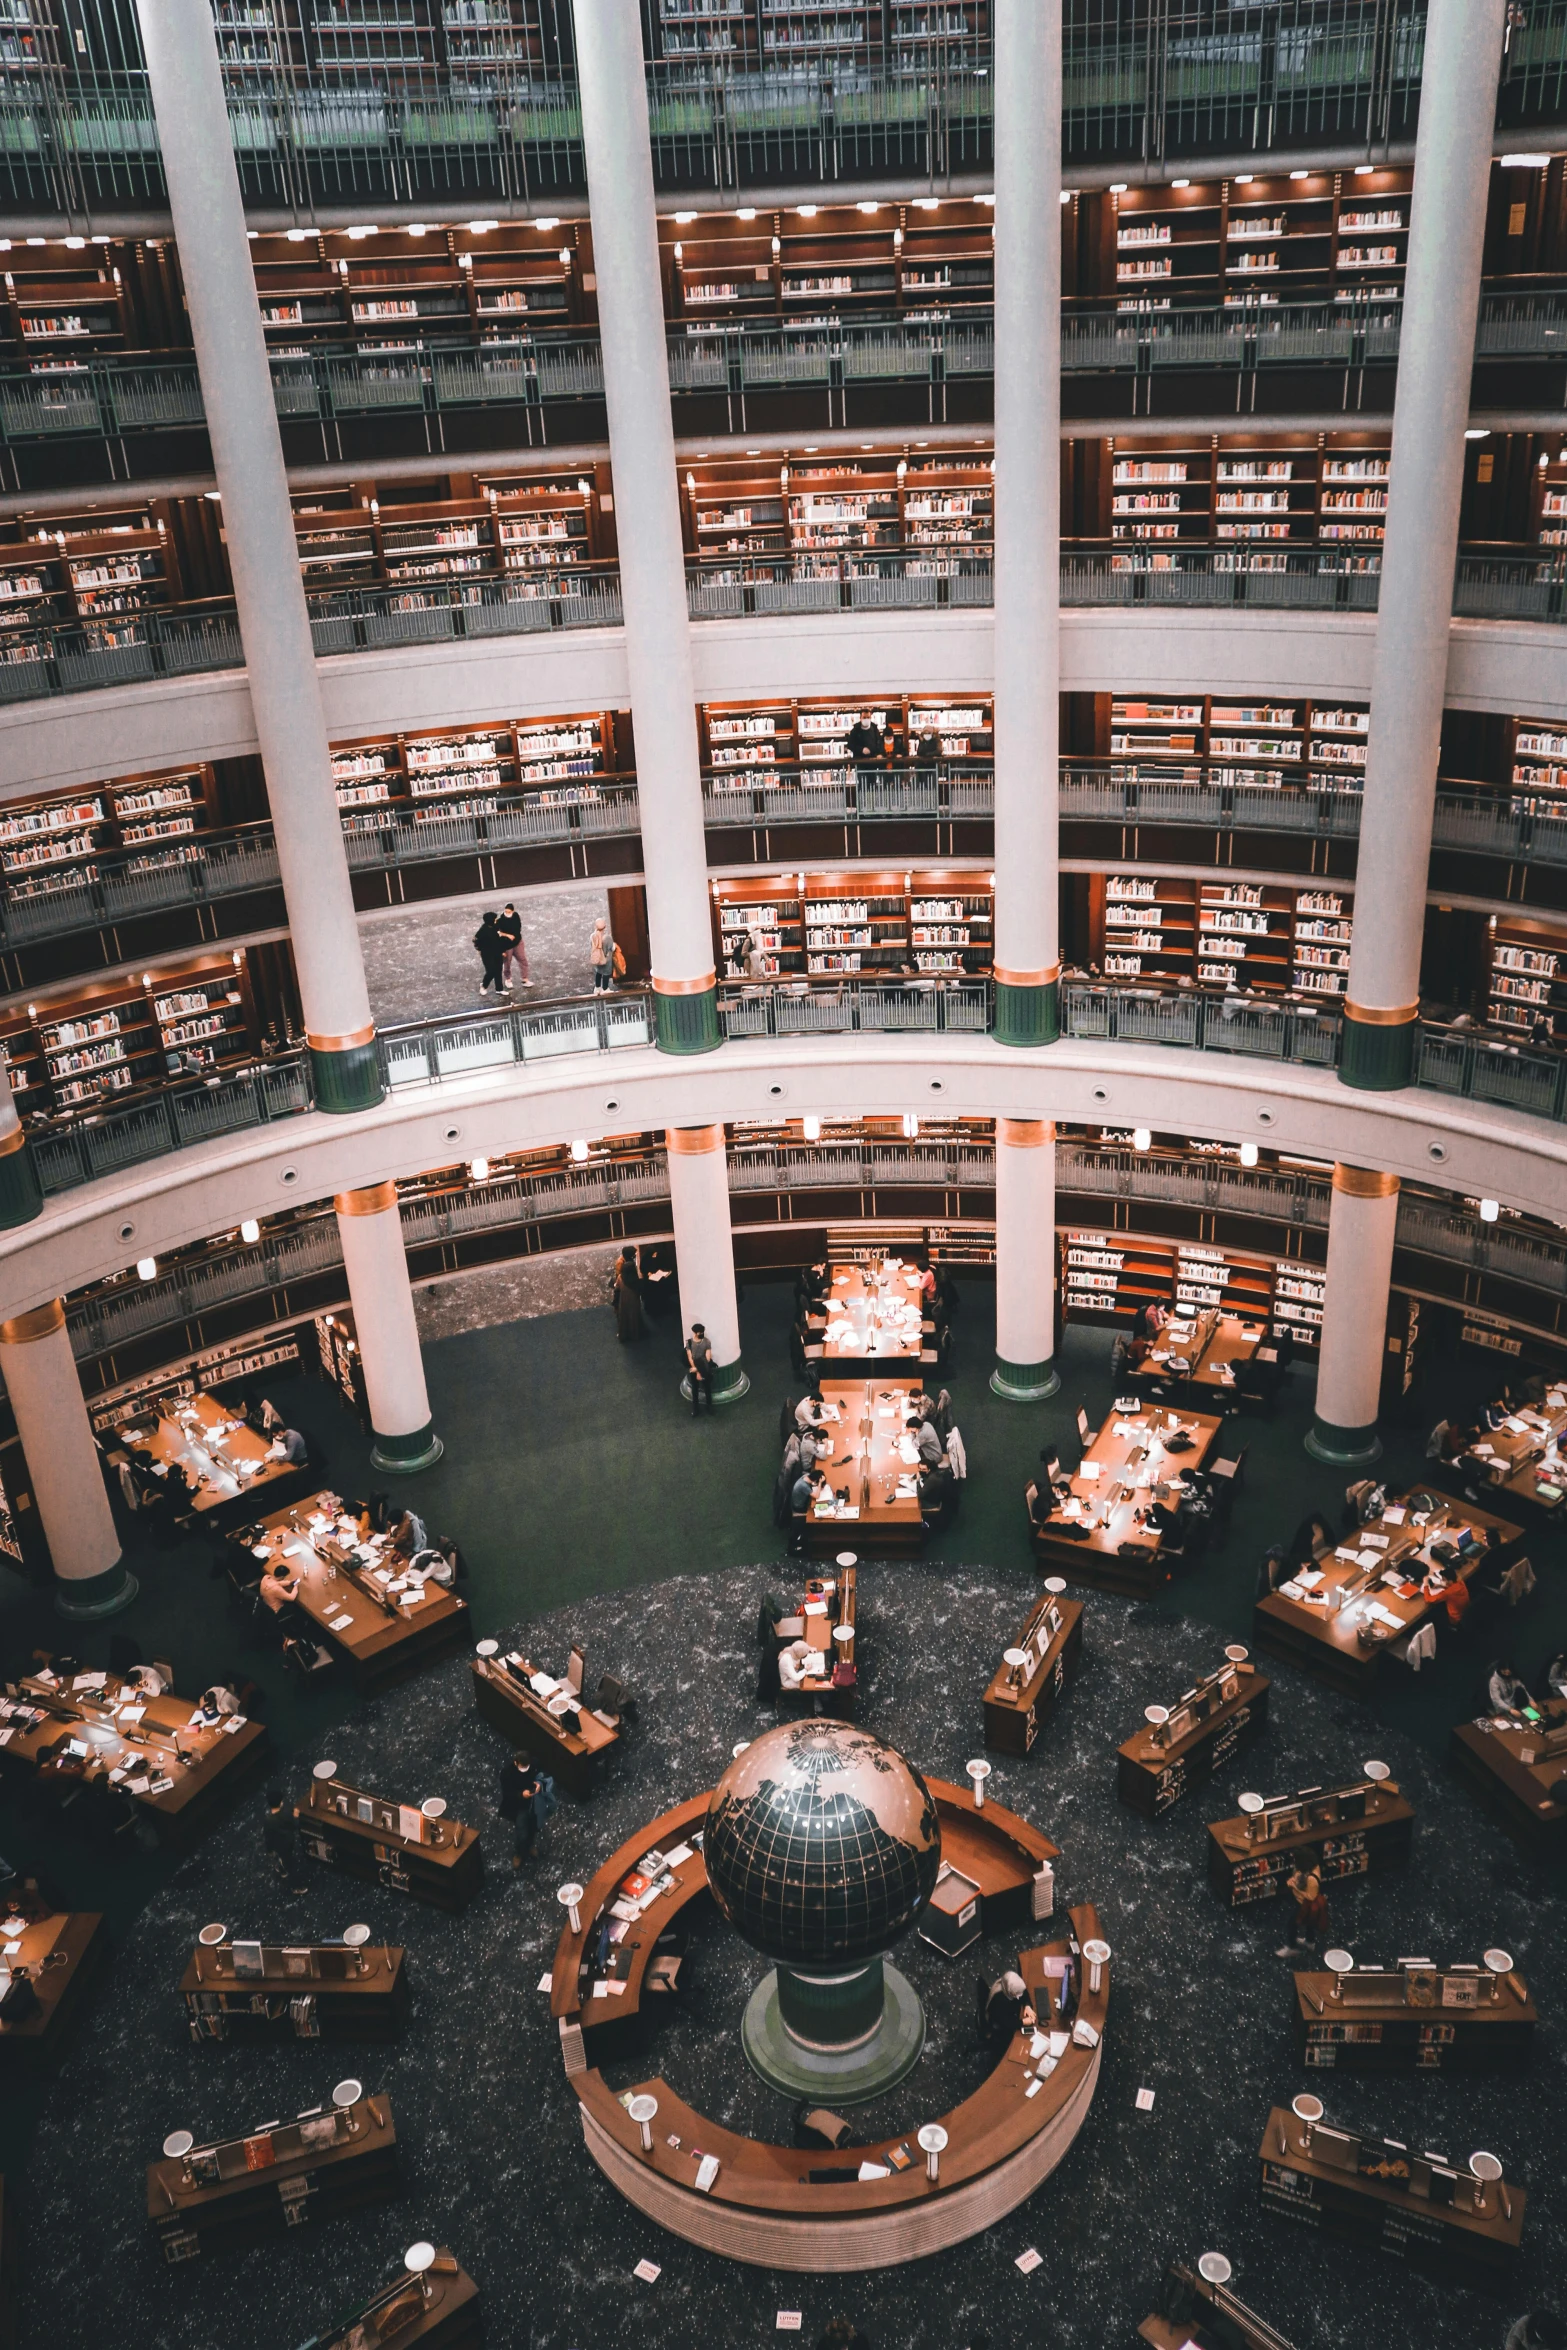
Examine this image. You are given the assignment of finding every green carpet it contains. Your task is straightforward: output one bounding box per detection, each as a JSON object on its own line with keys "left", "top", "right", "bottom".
{"left": 2, "top": 1271, "right": 1562, "bottom": 2186}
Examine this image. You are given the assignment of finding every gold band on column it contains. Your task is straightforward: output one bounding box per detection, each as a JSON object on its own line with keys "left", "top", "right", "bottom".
{"left": 335, "top": 1180, "right": 399, "bottom": 1216}
{"left": 998, "top": 1118, "right": 1055, "bottom": 1147}
{"left": 0, "top": 1298, "right": 65, "bottom": 1345}
{"left": 666, "top": 1124, "right": 724, "bottom": 1156}
{"left": 1332, "top": 1164, "right": 1401, "bottom": 1200}
{"left": 651, "top": 971, "right": 717, "bottom": 997}
{"left": 993, "top": 962, "right": 1060, "bottom": 989}
{"left": 0, "top": 1125, "right": 27, "bottom": 1158}
{"left": 307, "top": 1022, "right": 377, "bottom": 1053}
{"left": 1343, "top": 999, "right": 1419, "bottom": 1028}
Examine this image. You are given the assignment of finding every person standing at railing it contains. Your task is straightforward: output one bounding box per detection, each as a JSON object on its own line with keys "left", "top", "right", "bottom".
{"left": 913, "top": 726, "right": 941, "bottom": 779}
{"left": 496, "top": 902, "right": 529, "bottom": 990}
{"left": 589, "top": 914, "right": 615, "bottom": 992}
{"left": 847, "top": 711, "right": 882, "bottom": 766}
{"left": 474, "top": 910, "right": 506, "bottom": 997}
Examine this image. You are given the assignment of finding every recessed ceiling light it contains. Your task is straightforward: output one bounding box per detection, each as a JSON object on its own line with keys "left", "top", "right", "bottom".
{"left": 286, "top": 227, "right": 310, "bottom": 242}
{"left": 797, "top": 203, "right": 818, "bottom": 217}
{"left": 535, "top": 215, "right": 559, "bottom": 230}
{"left": 407, "top": 222, "right": 428, "bottom": 236}
{"left": 915, "top": 197, "right": 940, "bottom": 210}
{"left": 240, "top": 1219, "right": 260, "bottom": 1244}
{"left": 857, "top": 200, "right": 879, "bottom": 214}
{"left": 1479, "top": 1198, "right": 1500, "bottom": 1222}
{"left": 1290, "top": 169, "right": 1310, "bottom": 181}
{"left": 736, "top": 206, "right": 756, "bottom": 221}
{"left": 467, "top": 218, "right": 498, "bottom": 233}
{"left": 675, "top": 209, "right": 697, "bottom": 223}
{"left": 1501, "top": 153, "right": 1551, "bottom": 168}
{"left": 346, "top": 224, "right": 379, "bottom": 238}
{"left": 1108, "top": 182, "right": 1127, "bottom": 195}
{"left": 1354, "top": 164, "right": 1375, "bottom": 176}
{"left": 1171, "top": 179, "right": 1189, "bottom": 190}
{"left": 64, "top": 234, "right": 85, "bottom": 248}
{"left": 1234, "top": 173, "right": 1254, "bottom": 185}
{"left": 1465, "top": 427, "right": 1491, "bottom": 439}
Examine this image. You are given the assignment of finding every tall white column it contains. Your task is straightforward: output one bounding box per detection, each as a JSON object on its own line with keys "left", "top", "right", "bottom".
{"left": 0, "top": 1060, "right": 41, "bottom": 1230}
{"left": 991, "top": 0, "right": 1062, "bottom": 1048}
{"left": 577, "top": 8, "right": 719, "bottom": 1055}
{"left": 136, "top": 0, "right": 381, "bottom": 1114}
{"left": 666, "top": 1126, "right": 748, "bottom": 1402}
{"left": 1305, "top": 1166, "right": 1400, "bottom": 1467}
{"left": 0, "top": 1301, "right": 135, "bottom": 1618}
{"left": 334, "top": 1183, "right": 443, "bottom": 1472}
{"left": 991, "top": 1117, "right": 1061, "bottom": 1400}
{"left": 1340, "top": 0, "right": 1507, "bottom": 1091}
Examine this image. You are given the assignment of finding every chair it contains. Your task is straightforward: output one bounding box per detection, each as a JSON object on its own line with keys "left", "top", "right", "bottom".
{"left": 565, "top": 1644, "right": 585, "bottom": 1697}
{"left": 1206, "top": 1445, "right": 1248, "bottom": 1540}
{"left": 597, "top": 1672, "right": 636, "bottom": 1727}
{"left": 795, "top": 2104, "right": 852, "bottom": 2151}
{"left": 281, "top": 1635, "right": 334, "bottom": 1680}
{"left": 646, "top": 1953, "right": 682, "bottom": 1994}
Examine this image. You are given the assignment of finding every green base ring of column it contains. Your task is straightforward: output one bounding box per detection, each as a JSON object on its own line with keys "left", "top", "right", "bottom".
{"left": 1338, "top": 1017, "right": 1416, "bottom": 1092}
{"left": 309, "top": 1041, "right": 386, "bottom": 1115}
{"left": 679, "top": 1358, "right": 749, "bottom": 1406}
{"left": 654, "top": 986, "right": 722, "bottom": 1055}
{"left": 0, "top": 1140, "right": 44, "bottom": 1228}
{"left": 990, "top": 1356, "right": 1062, "bottom": 1402}
{"left": 370, "top": 1423, "right": 444, "bottom": 1474}
{"left": 992, "top": 977, "right": 1059, "bottom": 1048}
{"left": 55, "top": 1560, "right": 139, "bottom": 1620}
{"left": 1304, "top": 1416, "right": 1384, "bottom": 1468}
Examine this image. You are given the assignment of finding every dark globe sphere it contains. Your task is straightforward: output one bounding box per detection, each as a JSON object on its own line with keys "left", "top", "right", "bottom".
{"left": 704, "top": 1719, "right": 941, "bottom": 1966}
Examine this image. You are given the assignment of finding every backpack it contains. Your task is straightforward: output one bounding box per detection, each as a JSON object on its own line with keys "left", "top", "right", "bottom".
{"left": 534, "top": 1773, "right": 558, "bottom": 1827}
{"left": 612, "top": 943, "right": 626, "bottom": 977}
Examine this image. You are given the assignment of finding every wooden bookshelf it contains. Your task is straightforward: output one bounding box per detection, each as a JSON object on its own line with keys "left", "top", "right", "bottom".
{"left": 0, "top": 763, "right": 218, "bottom": 897}
{"left": 291, "top": 473, "right": 606, "bottom": 603}
{"left": 1485, "top": 913, "right": 1567, "bottom": 1043}
{"left": 1090, "top": 436, "right": 1393, "bottom": 548}
{"left": 1093, "top": 872, "right": 1196, "bottom": 983}
{"left": 1097, "top": 691, "right": 1369, "bottom": 798}
{"left": 0, "top": 949, "right": 260, "bottom": 1115}
{"left": 1, "top": 259, "right": 130, "bottom": 360}
{"left": 328, "top": 710, "right": 623, "bottom": 833}
{"left": 1088, "top": 866, "right": 1355, "bottom": 998}
{"left": 712, "top": 866, "right": 993, "bottom": 979}
{"left": 699, "top": 692, "right": 990, "bottom": 795}
{"left": 662, "top": 196, "right": 995, "bottom": 332}
{"left": 1060, "top": 1226, "right": 1314, "bottom": 1345}
{"left": 1091, "top": 168, "right": 1411, "bottom": 310}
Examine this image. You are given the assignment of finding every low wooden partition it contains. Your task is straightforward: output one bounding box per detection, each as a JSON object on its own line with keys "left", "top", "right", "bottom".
{"left": 552, "top": 1783, "right": 1100, "bottom": 2271}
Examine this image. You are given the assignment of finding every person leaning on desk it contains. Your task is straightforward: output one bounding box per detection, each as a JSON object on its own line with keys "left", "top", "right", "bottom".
{"left": 265, "top": 1427, "right": 309, "bottom": 1467}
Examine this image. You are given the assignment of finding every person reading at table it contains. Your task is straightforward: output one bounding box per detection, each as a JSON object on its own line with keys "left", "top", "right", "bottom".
{"left": 778, "top": 1637, "right": 819, "bottom": 1692}
{"left": 799, "top": 1424, "right": 833, "bottom": 1470}
{"left": 914, "top": 1417, "right": 945, "bottom": 1468}
{"left": 266, "top": 1427, "right": 309, "bottom": 1467}
{"left": 792, "top": 1467, "right": 829, "bottom": 1517}
{"left": 1422, "top": 1560, "right": 1471, "bottom": 1629}
{"left": 1487, "top": 1659, "right": 1532, "bottom": 1718}
{"left": 259, "top": 1553, "right": 304, "bottom": 1614}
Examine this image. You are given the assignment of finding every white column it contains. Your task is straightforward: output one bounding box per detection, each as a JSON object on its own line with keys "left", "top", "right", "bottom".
{"left": 991, "top": 1118, "right": 1061, "bottom": 1400}
{"left": 1305, "top": 1165, "right": 1400, "bottom": 1467}
{"left": 0, "top": 1059, "right": 41, "bottom": 1229}
{"left": 334, "top": 1183, "right": 443, "bottom": 1472}
{"left": 0, "top": 1301, "right": 135, "bottom": 1618}
{"left": 991, "top": 0, "right": 1062, "bottom": 1048}
{"left": 1340, "top": 0, "right": 1507, "bottom": 1091}
{"left": 136, "top": 0, "right": 380, "bottom": 1114}
{"left": 666, "top": 1126, "right": 748, "bottom": 1401}
{"left": 576, "top": 7, "right": 719, "bottom": 1055}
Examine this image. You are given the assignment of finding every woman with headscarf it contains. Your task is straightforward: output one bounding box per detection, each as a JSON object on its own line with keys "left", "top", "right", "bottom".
{"left": 613, "top": 1244, "right": 646, "bottom": 1343}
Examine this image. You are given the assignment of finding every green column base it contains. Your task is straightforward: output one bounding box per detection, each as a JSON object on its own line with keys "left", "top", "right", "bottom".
{"left": 654, "top": 986, "right": 722, "bottom": 1055}
{"left": 991, "top": 1356, "right": 1061, "bottom": 1402}
{"left": 370, "top": 1422, "right": 444, "bottom": 1474}
{"left": 309, "top": 1041, "right": 385, "bottom": 1114}
{"left": 993, "top": 977, "right": 1059, "bottom": 1048}
{"left": 55, "top": 1559, "right": 139, "bottom": 1620}
{"left": 0, "top": 1139, "right": 44, "bottom": 1228}
{"left": 741, "top": 1960, "right": 925, "bottom": 2104}
{"left": 1304, "top": 1416, "right": 1383, "bottom": 1468}
{"left": 680, "top": 1357, "right": 749, "bottom": 1406}
{"left": 1338, "top": 1016, "right": 1416, "bottom": 1092}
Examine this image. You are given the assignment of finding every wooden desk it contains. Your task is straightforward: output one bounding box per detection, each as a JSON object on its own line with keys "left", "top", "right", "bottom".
{"left": 1258, "top": 2103, "right": 1525, "bottom": 2290}
{"left": 295, "top": 1778, "right": 483, "bottom": 1913}
{"left": 1253, "top": 1493, "right": 1525, "bottom": 1697}
{"left": 1117, "top": 1660, "right": 1270, "bottom": 1819}
{"left": 982, "top": 1589, "right": 1083, "bottom": 1756}
{"left": 817, "top": 1260, "right": 928, "bottom": 1375}
{"left": 1148, "top": 1308, "right": 1264, "bottom": 1396}
{"left": 311, "top": 2253, "right": 481, "bottom": 2350}
{"left": 0, "top": 1908, "right": 106, "bottom": 2070}
{"left": 1030, "top": 1403, "right": 1223, "bottom": 1598}
{"left": 243, "top": 1492, "right": 468, "bottom": 1689}
{"left": 470, "top": 1648, "right": 620, "bottom": 1796}
{"left": 1450, "top": 1702, "right": 1567, "bottom": 1854}
{"left": 1207, "top": 1784, "right": 1415, "bottom": 1907}
{"left": 776, "top": 1563, "right": 859, "bottom": 1715}
{"left": 1294, "top": 1959, "right": 1536, "bottom": 2074}
{"left": 121, "top": 1390, "right": 309, "bottom": 1524}
{"left": 181, "top": 1937, "right": 409, "bottom": 2043}
{"left": 0, "top": 1667, "right": 268, "bottom": 1848}
{"left": 805, "top": 1377, "right": 926, "bottom": 1557}
{"left": 146, "top": 2089, "right": 399, "bottom": 2265}
{"left": 1457, "top": 1395, "right": 1567, "bottom": 1516}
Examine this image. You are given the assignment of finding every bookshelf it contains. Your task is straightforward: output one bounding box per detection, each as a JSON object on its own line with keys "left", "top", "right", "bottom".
{"left": 662, "top": 197, "right": 996, "bottom": 331}
{"left": 698, "top": 693, "right": 991, "bottom": 792}
{"left": 0, "top": 511, "right": 183, "bottom": 650}
{"left": 249, "top": 216, "right": 586, "bottom": 356}
{"left": 1059, "top": 1226, "right": 1316, "bottom": 1344}
{"left": 712, "top": 867, "right": 993, "bottom": 978}
{"left": 1096, "top": 873, "right": 1196, "bottom": 982}
{"left": 1485, "top": 914, "right": 1567, "bottom": 1042}
{"left": 1291, "top": 887, "right": 1355, "bottom": 999}
{"left": 326, "top": 710, "right": 621, "bottom": 831}
{"left": 1509, "top": 716, "right": 1567, "bottom": 797}
{"left": 1272, "top": 1262, "right": 1326, "bottom": 1343}
{"left": 291, "top": 475, "right": 604, "bottom": 601}
{"left": 1088, "top": 868, "right": 1355, "bottom": 997}
{"left": 1095, "top": 692, "right": 1369, "bottom": 797}
{"left": 1196, "top": 882, "right": 1294, "bottom": 991}
{"left": 1, "top": 259, "right": 130, "bottom": 361}
{"left": 0, "top": 950, "right": 260, "bottom": 1115}
{"left": 1086, "top": 169, "right": 1411, "bottom": 309}
{"left": 1092, "top": 435, "right": 1393, "bottom": 548}
{"left": 681, "top": 452, "right": 993, "bottom": 566}
{"left": 0, "top": 765, "right": 217, "bottom": 897}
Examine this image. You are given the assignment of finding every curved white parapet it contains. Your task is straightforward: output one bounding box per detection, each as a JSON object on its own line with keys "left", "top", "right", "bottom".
{"left": 4, "top": 606, "right": 1567, "bottom": 803}
{"left": 577, "top": 2035, "right": 1102, "bottom": 2273}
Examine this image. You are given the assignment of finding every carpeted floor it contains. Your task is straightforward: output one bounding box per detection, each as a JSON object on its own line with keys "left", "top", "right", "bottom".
{"left": 2, "top": 1273, "right": 1565, "bottom": 2349}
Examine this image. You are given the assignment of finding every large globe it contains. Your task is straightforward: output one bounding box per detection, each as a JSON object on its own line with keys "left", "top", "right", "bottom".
{"left": 704, "top": 1718, "right": 941, "bottom": 1966}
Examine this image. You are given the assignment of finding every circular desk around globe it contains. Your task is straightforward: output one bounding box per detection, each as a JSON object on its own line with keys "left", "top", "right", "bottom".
{"left": 549, "top": 1740, "right": 1108, "bottom": 2272}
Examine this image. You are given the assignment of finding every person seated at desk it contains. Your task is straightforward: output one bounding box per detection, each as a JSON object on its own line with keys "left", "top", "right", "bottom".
{"left": 795, "top": 1383, "right": 830, "bottom": 1430}
{"left": 259, "top": 1553, "right": 304, "bottom": 1613}
{"left": 796, "top": 1262, "right": 829, "bottom": 1310}
{"left": 918, "top": 1460, "right": 957, "bottom": 1515}
{"left": 431, "top": 1534, "right": 465, "bottom": 1585}
{"left": 246, "top": 1394, "right": 284, "bottom": 1436}
{"left": 1286, "top": 1511, "right": 1335, "bottom": 1571}
{"left": 778, "top": 1637, "right": 821, "bottom": 1691}
{"left": 792, "top": 1467, "right": 829, "bottom": 1517}
{"left": 126, "top": 1661, "right": 172, "bottom": 1697}
{"left": 389, "top": 1506, "right": 428, "bottom": 1559}
{"left": 914, "top": 1416, "right": 945, "bottom": 1468}
{"left": 1487, "top": 1659, "right": 1533, "bottom": 1717}
{"left": 799, "top": 1424, "right": 833, "bottom": 1470}
{"left": 1421, "top": 1561, "right": 1471, "bottom": 1629}
{"left": 1548, "top": 1652, "right": 1567, "bottom": 1704}
{"left": 977, "top": 1968, "right": 1037, "bottom": 2048}
{"left": 1141, "top": 1300, "right": 1171, "bottom": 1340}
{"left": 193, "top": 1681, "right": 241, "bottom": 1725}
{"left": 265, "top": 1427, "right": 309, "bottom": 1468}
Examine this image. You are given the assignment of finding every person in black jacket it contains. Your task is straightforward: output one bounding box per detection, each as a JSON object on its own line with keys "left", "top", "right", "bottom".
{"left": 263, "top": 1788, "right": 307, "bottom": 1894}
{"left": 499, "top": 1753, "right": 539, "bottom": 1869}
{"left": 846, "top": 711, "right": 882, "bottom": 766}
{"left": 473, "top": 911, "right": 505, "bottom": 996}
{"left": 495, "top": 902, "right": 528, "bottom": 989}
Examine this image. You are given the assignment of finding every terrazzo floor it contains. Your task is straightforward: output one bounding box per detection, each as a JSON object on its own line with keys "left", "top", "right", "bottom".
{"left": 17, "top": 1560, "right": 1567, "bottom": 2350}
{"left": 412, "top": 1248, "right": 626, "bottom": 1340}
{"left": 359, "top": 881, "right": 611, "bottom": 1026}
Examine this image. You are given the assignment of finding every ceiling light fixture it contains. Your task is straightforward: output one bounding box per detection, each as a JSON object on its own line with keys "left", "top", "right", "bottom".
{"left": 240, "top": 1219, "right": 260, "bottom": 1244}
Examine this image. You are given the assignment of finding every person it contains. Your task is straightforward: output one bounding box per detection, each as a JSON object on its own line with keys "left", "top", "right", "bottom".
{"left": 430, "top": 1534, "right": 465, "bottom": 1586}
{"left": 1256, "top": 1543, "right": 1287, "bottom": 1599}
{"left": 742, "top": 927, "right": 769, "bottom": 982}
{"left": 499, "top": 1752, "right": 539, "bottom": 1869}
{"left": 613, "top": 1246, "right": 646, "bottom": 1344}
{"left": 1285, "top": 1511, "right": 1334, "bottom": 1570}
{"left": 686, "top": 1324, "right": 714, "bottom": 1417}
{"left": 799, "top": 1422, "right": 833, "bottom": 1470}
{"left": 589, "top": 914, "right": 615, "bottom": 992}
{"left": 1547, "top": 1652, "right": 1567, "bottom": 1703}
{"left": 792, "top": 1466, "right": 829, "bottom": 1517}
{"left": 1422, "top": 1561, "right": 1470, "bottom": 1630}
{"left": 917, "top": 1255, "right": 938, "bottom": 1310}
{"left": 1506, "top": 2314, "right": 1566, "bottom": 2350}
{"left": 127, "top": 1660, "right": 172, "bottom": 1698}
{"left": 267, "top": 1427, "right": 309, "bottom": 1467}
{"left": 795, "top": 1385, "right": 830, "bottom": 1430}
{"left": 259, "top": 1553, "right": 303, "bottom": 1614}
{"left": 1278, "top": 1861, "right": 1328, "bottom": 1958}
{"left": 390, "top": 1506, "right": 428, "bottom": 1558}
{"left": 1140, "top": 1491, "right": 1188, "bottom": 1540}
{"left": 978, "top": 1969, "right": 1036, "bottom": 2046}
{"left": 847, "top": 710, "right": 882, "bottom": 766}
{"left": 913, "top": 724, "right": 941, "bottom": 774}
{"left": 1142, "top": 1299, "right": 1171, "bottom": 1338}
{"left": 778, "top": 1637, "right": 818, "bottom": 1691}
{"left": 1488, "top": 1659, "right": 1531, "bottom": 1716}
{"left": 914, "top": 1416, "right": 944, "bottom": 1468}
{"left": 495, "top": 902, "right": 529, "bottom": 988}
{"left": 473, "top": 910, "right": 505, "bottom": 995}
{"left": 918, "top": 1459, "right": 957, "bottom": 1515}
{"left": 195, "top": 1682, "right": 241, "bottom": 1724}
{"left": 263, "top": 1787, "right": 307, "bottom": 1893}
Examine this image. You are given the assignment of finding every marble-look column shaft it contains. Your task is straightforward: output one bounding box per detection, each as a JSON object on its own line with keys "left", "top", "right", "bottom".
{"left": 334, "top": 1183, "right": 443, "bottom": 1472}
{"left": 666, "top": 1126, "right": 748, "bottom": 1401}
{"left": 991, "top": 1118, "right": 1061, "bottom": 1400}
{"left": 0, "top": 1300, "right": 136, "bottom": 1617}
{"left": 1305, "top": 1165, "right": 1400, "bottom": 1466}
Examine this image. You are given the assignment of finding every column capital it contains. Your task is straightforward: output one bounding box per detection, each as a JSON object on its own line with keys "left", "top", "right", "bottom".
{"left": 335, "top": 1180, "right": 399, "bottom": 1217}
{"left": 666, "top": 1123, "right": 725, "bottom": 1156}
{"left": 0, "top": 1298, "right": 64, "bottom": 1345}
{"left": 1331, "top": 1165, "right": 1400, "bottom": 1200}
{"left": 998, "top": 1117, "right": 1055, "bottom": 1147}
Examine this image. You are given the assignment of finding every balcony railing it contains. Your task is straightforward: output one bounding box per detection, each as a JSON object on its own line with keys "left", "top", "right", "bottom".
{"left": 718, "top": 979, "right": 993, "bottom": 1037}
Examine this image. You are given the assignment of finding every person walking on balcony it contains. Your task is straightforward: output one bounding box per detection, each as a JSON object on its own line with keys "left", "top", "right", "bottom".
{"left": 474, "top": 911, "right": 505, "bottom": 996}
{"left": 497, "top": 902, "right": 529, "bottom": 989}
{"left": 590, "top": 915, "right": 615, "bottom": 992}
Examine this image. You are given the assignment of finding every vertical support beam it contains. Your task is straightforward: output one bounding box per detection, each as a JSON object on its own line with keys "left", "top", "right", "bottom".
{"left": 991, "top": 1117, "right": 1061, "bottom": 1400}
{"left": 1340, "top": 0, "right": 1507, "bottom": 1091}
{"left": 577, "top": 9, "right": 720, "bottom": 1055}
{"left": 991, "top": 0, "right": 1062, "bottom": 1048}
{"left": 0, "top": 1063, "right": 42, "bottom": 1229}
{"left": 666, "top": 1126, "right": 748, "bottom": 1403}
{"left": 136, "top": 0, "right": 382, "bottom": 1114}
{"left": 334, "top": 1183, "right": 443, "bottom": 1472}
{"left": 0, "top": 1301, "right": 136, "bottom": 1618}
{"left": 1305, "top": 1166, "right": 1400, "bottom": 1467}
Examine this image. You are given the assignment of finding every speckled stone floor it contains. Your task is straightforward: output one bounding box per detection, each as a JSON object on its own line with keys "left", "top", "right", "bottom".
{"left": 360, "top": 881, "right": 611, "bottom": 1026}
{"left": 19, "top": 1561, "right": 1566, "bottom": 2350}
{"left": 412, "top": 1247, "right": 624, "bottom": 1339}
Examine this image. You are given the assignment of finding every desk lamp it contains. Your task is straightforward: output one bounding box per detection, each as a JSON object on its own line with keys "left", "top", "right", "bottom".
{"left": 965, "top": 1758, "right": 990, "bottom": 1809}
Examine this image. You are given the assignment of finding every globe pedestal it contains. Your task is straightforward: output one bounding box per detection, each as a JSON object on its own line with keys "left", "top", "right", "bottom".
{"left": 741, "top": 1957, "right": 926, "bottom": 2103}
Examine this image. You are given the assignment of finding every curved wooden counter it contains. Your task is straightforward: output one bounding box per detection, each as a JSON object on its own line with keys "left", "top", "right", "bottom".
{"left": 550, "top": 1782, "right": 1102, "bottom": 2270}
